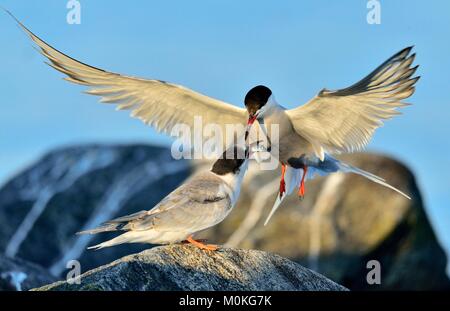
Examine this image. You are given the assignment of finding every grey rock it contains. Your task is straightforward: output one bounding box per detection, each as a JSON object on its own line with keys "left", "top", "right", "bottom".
{"left": 1, "top": 144, "right": 447, "bottom": 290}
{"left": 33, "top": 245, "right": 347, "bottom": 291}
{"left": 0, "top": 255, "right": 56, "bottom": 291}
{"left": 0, "top": 144, "right": 191, "bottom": 276}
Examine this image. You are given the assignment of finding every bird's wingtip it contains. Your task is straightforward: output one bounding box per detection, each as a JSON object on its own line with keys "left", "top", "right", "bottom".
{"left": 1, "top": 7, "right": 36, "bottom": 40}
{"left": 0, "top": 6, "right": 11, "bottom": 15}
{"left": 404, "top": 45, "right": 415, "bottom": 53}
{"left": 1, "top": 7, "right": 21, "bottom": 25}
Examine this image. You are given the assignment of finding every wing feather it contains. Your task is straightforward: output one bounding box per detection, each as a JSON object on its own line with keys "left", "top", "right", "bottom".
{"left": 286, "top": 47, "right": 419, "bottom": 160}
{"left": 9, "top": 12, "right": 247, "bottom": 149}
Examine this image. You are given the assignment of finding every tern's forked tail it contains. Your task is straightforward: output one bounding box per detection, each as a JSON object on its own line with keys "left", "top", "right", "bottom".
{"left": 263, "top": 157, "right": 411, "bottom": 226}
{"left": 337, "top": 161, "right": 411, "bottom": 200}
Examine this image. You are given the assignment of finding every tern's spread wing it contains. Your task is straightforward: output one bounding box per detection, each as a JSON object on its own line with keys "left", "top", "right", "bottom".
{"left": 11, "top": 14, "right": 247, "bottom": 149}
{"left": 286, "top": 47, "right": 419, "bottom": 161}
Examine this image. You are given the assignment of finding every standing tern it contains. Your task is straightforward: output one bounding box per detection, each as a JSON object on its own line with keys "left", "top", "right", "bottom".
{"left": 78, "top": 146, "right": 249, "bottom": 250}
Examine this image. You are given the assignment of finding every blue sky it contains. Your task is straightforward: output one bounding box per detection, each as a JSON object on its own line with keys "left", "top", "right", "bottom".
{"left": 0, "top": 1, "right": 449, "bottom": 260}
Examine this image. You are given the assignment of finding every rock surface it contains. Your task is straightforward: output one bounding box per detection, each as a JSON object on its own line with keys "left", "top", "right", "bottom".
{"left": 0, "top": 255, "right": 56, "bottom": 291}
{"left": 34, "top": 245, "right": 347, "bottom": 291}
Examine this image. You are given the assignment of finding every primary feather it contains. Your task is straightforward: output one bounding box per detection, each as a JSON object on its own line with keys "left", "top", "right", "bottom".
{"left": 287, "top": 47, "right": 419, "bottom": 160}
{"left": 6, "top": 10, "right": 248, "bottom": 150}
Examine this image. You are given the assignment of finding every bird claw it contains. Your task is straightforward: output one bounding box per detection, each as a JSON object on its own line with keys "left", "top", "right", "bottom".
{"left": 297, "top": 166, "right": 308, "bottom": 199}
{"left": 298, "top": 181, "right": 306, "bottom": 199}
{"left": 192, "top": 243, "right": 218, "bottom": 251}
{"left": 182, "top": 238, "right": 208, "bottom": 244}
{"left": 186, "top": 236, "right": 219, "bottom": 251}
{"left": 202, "top": 244, "right": 219, "bottom": 251}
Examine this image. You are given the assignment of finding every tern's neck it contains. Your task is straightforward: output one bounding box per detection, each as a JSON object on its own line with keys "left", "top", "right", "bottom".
{"left": 215, "top": 161, "right": 248, "bottom": 204}
{"left": 260, "top": 95, "right": 283, "bottom": 118}
{"left": 220, "top": 164, "right": 247, "bottom": 188}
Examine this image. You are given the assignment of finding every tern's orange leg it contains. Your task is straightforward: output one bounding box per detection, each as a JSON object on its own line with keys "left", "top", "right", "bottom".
{"left": 280, "top": 163, "right": 287, "bottom": 198}
{"left": 186, "top": 235, "right": 218, "bottom": 251}
{"left": 182, "top": 238, "right": 208, "bottom": 244}
{"left": 298, "top": 166, "right": 308, "bottom": 198}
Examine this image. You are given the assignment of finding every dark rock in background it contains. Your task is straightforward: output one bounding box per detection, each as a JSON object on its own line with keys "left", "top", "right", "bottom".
{"left": 0, "top": 255, "right": 56, "bottom": 291}
{"left": 0, "top": 144, "right": 191, "bottom": 278}
{"left": 0, "top": 144, "right": 448, "bottom": 290}
{"left": 34, "top": 245, "right": 347, "bottom": 291}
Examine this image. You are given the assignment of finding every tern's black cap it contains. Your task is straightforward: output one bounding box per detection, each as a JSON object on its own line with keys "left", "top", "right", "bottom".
{"left": 211, "top": 146, "right": 247, "bottom": 175}
{"left": 244, "top": 85, "right": 272, "bottom": 116}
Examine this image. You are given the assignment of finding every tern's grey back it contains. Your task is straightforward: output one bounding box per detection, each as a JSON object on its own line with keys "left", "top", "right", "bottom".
{"left": 122, "top": 171, "right": 233, "bottom": 234}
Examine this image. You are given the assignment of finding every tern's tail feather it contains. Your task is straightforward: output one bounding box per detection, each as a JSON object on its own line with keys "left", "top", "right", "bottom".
{"left": 77, "top": 224, "right": 120, "bottom": 235}
{"left": 87, "top": 233, "right": 131, "bottom": 250}
{"left": 264, "top": 158, "right": 411, "bottom": 226}
{"left": 337, "top": 162, "right": 411, "bottom": 200}
{"left": 86, "top": 231, "right": 158, "bottom": 250}
{"left": 77, "top": 210, "right": 148, "bottom": 236}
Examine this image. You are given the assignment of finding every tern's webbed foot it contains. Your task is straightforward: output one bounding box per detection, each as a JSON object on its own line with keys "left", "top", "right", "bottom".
{"left": 186, "top": 236, "right": 219, "bottom": 251}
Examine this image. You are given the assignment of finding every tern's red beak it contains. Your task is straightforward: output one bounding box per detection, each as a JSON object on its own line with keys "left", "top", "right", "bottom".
{"left": 247, "top": 115, "right": 258, "bottom": 126}
{"left": 245, "top": 114, "right": 257, "bottom": 142}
